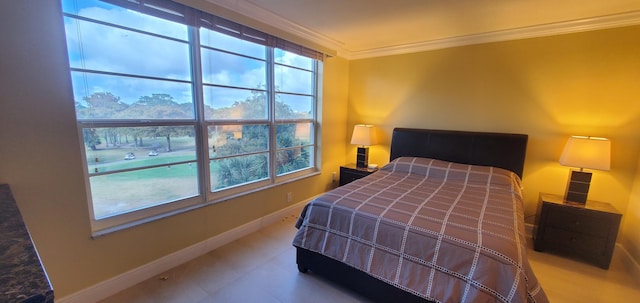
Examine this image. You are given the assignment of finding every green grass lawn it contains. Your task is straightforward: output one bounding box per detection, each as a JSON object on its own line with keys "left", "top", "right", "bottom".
{"left": 86, "top": 136, "right": 196, "bottom": 164}
{"left": 86, "top": 136, "right": 203, "bottom": 218}
{"left": 92, "top": 152, "right": 197, "bottom": 173}
{"left": 86, "top": 136, "right": 197, "bottom": 173}
{"left": 90, "top": 162, "right": 199, "bottom": 218}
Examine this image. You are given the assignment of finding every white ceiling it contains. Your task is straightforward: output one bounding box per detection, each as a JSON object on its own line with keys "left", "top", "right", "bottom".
{"left": 205, "top": 0, "right": 640, "bottom": 59}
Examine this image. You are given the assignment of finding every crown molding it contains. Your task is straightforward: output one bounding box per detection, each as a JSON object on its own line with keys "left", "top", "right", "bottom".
{"left": 204, "top": 1, "right": 640, "bottom": 60}
{"left": 204, "top": 0, "right": 346, "bottom": 56}
{"left": 348, "top": 10, "right": 640, "bottom": 60}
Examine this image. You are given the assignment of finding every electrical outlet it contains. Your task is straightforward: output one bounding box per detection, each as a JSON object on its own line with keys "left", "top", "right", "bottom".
{"left": 332, "top": 172, "right": 336, "bottom": 182}
{"left": 287, "top": 192, "right": 292, "bottom": 203}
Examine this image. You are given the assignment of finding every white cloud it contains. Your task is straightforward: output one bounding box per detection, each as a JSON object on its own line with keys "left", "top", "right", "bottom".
{"left": 62, "top": 0, "right": 314, "bottom": 109}
{"left": 65, "top": 16, "right": 190, "bottom": 80}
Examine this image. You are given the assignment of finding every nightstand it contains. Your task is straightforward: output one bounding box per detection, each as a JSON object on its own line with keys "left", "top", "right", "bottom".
{"left": 339, "top": 164, "right": 377, "bottom": 186}
{"left": 533, "top": 193, "right": 621, "bottom": 269}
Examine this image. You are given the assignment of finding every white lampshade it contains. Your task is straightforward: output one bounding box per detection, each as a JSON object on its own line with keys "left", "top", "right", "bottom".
{"left": 350, "top": 124, "right": 377, "bottom": 146}
{"left": 559, "top": 136, "right": 611, "bottom": 171}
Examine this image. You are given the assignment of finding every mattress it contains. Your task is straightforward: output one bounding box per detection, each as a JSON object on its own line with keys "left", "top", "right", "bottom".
{"left": 293, "top": 157, "right": 548, "bottom": 302}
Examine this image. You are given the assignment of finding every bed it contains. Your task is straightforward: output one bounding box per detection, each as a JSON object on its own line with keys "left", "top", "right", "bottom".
{"left": 292, "top": 128, "right": 548, "bottom": 303}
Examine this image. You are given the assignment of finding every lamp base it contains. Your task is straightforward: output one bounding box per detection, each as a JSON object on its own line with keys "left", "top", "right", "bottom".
{"left": 356, "top": 147, "right": 369, "bottom": 168}
{"left": 564, "top": 169, "right": 592, "bottom": 204}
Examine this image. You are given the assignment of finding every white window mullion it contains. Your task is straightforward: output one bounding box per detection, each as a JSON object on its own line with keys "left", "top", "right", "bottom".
{"left": 267, "top": 47, "right": 277, "bottom": 183}
{"left": 313, "top": 61, "right": 321, "bottom": 168}
{"left": 189, "top": 25, "right": 209, "bottom": 200}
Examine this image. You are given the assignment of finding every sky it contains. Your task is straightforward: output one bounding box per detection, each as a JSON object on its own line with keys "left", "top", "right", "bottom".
{"left": 61, "top": 0, "right": 315, "bottom": 115}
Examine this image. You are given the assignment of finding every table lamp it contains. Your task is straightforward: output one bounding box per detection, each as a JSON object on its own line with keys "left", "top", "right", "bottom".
{"left": 559, "top": 136, "right": 611, "bottom": 204}
{"left": 351, "top": 124, "right": 377, "bottom": 168}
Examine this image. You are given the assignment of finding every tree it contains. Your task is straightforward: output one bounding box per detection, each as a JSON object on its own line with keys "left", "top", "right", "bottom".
{"left": 215, "top": 155, "right": 268, "bottom": 189}
{"left": 145, "top": 125, "right": 192, "bottom": 152}
{"left": 76, "top": 92, "right": 128, "bottom": 119}
{"left": 75, "top": 92, "right": 130, "bottom": 148}
{"left": 117, "top": 93, "right": 191, "bottom": 120}
{"left": 211, "top": 89, "right": 310, "bottom": 187}
{"left": 117, "top": 94, "right": 194, "bottom": 151}
{"left": 275, "top": 123, "right": 310, "bottom": 174}
{"left": 82, "top": 128, "right": 101, "bottom": 150}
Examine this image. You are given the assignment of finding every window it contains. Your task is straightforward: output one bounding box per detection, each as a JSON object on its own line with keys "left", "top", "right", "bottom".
{"left": 61, "top": 0, "right": 322, "bottom": 234}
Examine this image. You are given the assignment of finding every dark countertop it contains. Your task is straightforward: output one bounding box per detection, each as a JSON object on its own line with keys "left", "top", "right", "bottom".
{"left": 1, "top": 184, "right": 54, "bottom": 303}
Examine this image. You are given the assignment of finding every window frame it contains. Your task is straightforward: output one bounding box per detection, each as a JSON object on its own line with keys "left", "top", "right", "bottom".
{"left": 61, "top": 0, "right": 323, "bottom": 236}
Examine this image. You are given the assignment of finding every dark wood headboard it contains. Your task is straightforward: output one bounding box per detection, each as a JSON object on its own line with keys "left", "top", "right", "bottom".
{"left": 390, "top": 128, "right": 528, "bottom": 178}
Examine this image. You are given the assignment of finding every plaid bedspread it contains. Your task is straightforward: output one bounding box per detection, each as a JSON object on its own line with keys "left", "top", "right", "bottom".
{"left": 293, "top": 157, "right": 548, "bottom": 303}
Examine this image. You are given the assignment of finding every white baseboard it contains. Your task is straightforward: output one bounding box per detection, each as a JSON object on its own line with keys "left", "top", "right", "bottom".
{"left": 617, "top": 243, "right": 640, "bottom": 286}
{"left": 57, "top": 201, "right": 307, "bottom": 303}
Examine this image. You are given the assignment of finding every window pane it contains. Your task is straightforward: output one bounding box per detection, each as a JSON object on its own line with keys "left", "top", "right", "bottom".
{"left": 276, "top": 123, "right": 313, "bottom": 148}
{"left": 208, "top": 124, "right": 269, "bottom": 158}
{"left": 201, "top": 48, "right": 266, "bottom": 88}
{"left": 62, "top": 0, "right": 188, "bottom": 40}
{"left": 276, "top": 146, "right": 313, "bottom": 175}
{"left": 63, "top": 17, "right": 190, "bottom": 80}
{"left": 84, "top": 126, "right": 197, "bottom": 174}
{"left": 71, "top": 73, "right": 194, "bottom": 120}
{"left": 275, "top": 48, "right": 313, "bottom": 70}
{"left": 274, "top": 65, "right": 313, "bottom": 94}
{"left": 200, "top": 28, "right": 266, "bottom": 59}
{"left": 203, "top": 86, "right": 267, "bottom": 120}
{"left": 90, "top": 163, "right": 199, "bottom": 219}
{"left": 210, "top": 154, "right": 268, "bottom": 190}
{"left": 276, "top": 94, "right": 313, "bottom": 119}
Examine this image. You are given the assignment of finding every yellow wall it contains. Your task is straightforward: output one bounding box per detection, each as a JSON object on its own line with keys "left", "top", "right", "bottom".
{"left": 0, "top": 1, "right": 348, "bottom": 297}
{"left": 348, "top": 26, "right": 640, "bottom": 264}
{"left": 627, "top": 156, "right": 640, "bottom": 265}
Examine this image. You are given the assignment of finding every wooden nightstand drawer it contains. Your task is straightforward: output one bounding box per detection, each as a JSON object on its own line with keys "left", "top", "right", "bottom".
{"left": 545, "top": 207, "right": 612, "bottom": 238}
{"left": 339, "top": 164, "right": 377, "bottom": 186}
{"left": 544, "top": 226, "right": 607, "bottom": 256}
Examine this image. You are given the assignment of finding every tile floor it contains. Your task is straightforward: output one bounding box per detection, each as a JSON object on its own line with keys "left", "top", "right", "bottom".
{"left": 99, "top": 215, "right": 640, "bottom": 303}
